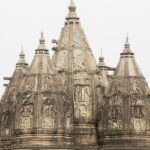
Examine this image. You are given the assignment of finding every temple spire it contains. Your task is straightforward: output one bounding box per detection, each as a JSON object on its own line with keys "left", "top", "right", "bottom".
{"left": 67, "top": 0, "right": 78, "bottom": 19}
{"left": 124, "top": 35, "right": 130, "bottom": 49}
{"left": 122, "top": 35, "right": 133, "bottom": 55}
{"left": 16, "top": 45, "right": 28, "bottom": 69}
{"left": 36, "top": 32, "right": 48, "bottom": 54}
{"left": 68, "top": 0, "right": 76, "bottom": 12}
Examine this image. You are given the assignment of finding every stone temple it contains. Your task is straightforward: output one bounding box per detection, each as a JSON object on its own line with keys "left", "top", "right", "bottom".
{"left": 0, "top": 0, "right": 150, "bottom": 150}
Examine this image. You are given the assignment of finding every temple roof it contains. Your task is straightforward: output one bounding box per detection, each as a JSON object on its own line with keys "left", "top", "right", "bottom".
{"left": 1, "top": 48, "right": 28, "bottom": 104}
{"left": 114, "top": 37, "right": 143, "bottom": 77}
{"left": 29, "top": 32, "right": 53, "bottom": 75}
{"left": 52, "top": 0, "right": 97, "bottom": 73}
{"left": 106, "top": 37, "right": 149, "bottom": 97}
{"left": 16, "top": 45, "right": 28, "bottom": 69}
{"left": 18, "top": 33, "right": 63, "bottom": 93}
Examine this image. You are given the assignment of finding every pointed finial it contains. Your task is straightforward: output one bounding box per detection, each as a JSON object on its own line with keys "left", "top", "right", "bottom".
{"left": 20, "top": 44, "right": 25, "bottom": 56}
{"left": 39, "top": 31, "right": 45, "bottom": 45}
{"left": 41, "top": 31, "right": 44, "bottom": 38}
{"left": 100, "top": 48, "right": 104, "bottom": 61}
{"left": 16, "top": 45, "right": 28, "bottom": 69}
{"left": 101, "top": 48, "right": 103, "bottom": 57}
{"left": 124, "top": 34, "right": 130, "bottom": 49}
{"left": 68, "top": 0, "right": 76, "bottom": 12}
{"left": 36, "top": 32, "right": 48, "bottom": 54}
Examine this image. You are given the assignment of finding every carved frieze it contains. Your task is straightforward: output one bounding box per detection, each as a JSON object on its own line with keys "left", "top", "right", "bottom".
{"left": 56, "top": 50, "right": 67, "bottom": 71}
{"left": 42, "top": 95, "right": 57, "bottom": 128}
{"left": 131, "top": 118, "right": 146, "bottom": 133}
{"left": 72, "top": 32, "right": 80, "bottom": 48}
{"left": 73, "top": 50, "right": 86, "bottom": 71}
{"left": 42, "top": 75, "right": 53, "bottom": 91}
{"left": 74, "top": 86, "right": 91, "bottom": 102}
{"left": 7, "top": 87, "right": 17, "bottom": 102}
{"left": 74, "top": 72, "right": 90, "bottom": 85}
{"left": 17, "top": 93, "right": 34, "bottom": 129}
{"left": 25, "top": 76, "right": 35, "bottom": 91}
{"left": 131, "top": 99, "right": 144, "bottom": 118}
{"left": 74, "top": 102, "right": 90, "bottom": 119}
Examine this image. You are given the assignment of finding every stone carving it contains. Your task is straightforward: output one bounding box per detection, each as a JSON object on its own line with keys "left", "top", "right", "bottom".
{"left": 131, "top": 118, "right": 146, "bottom": 133}
{"left": 61, "top": 30, "right": 69, "bottom": 48}
{"left": 7, "top": 87, "right": 16, "bottom": 102}
{"left": 108, "top": 119, "right": 122, "bottom": 130}
{"left": 109, "top": 97, "right": 122, "bottom": 106}
{"left": 19, "top": 116, "right": 33, "bottom": 129}
{"left": 130, "top": 79, "right": 140, "bottom": 94}
{"left": 42, "top": 75, "right": 53, "bottom": 91}
{"left": 79, "top": 104, "right": 88, "bottom": 118}
{"left": 22, "top": 93, "right": 34, "bottom": 105}
{"left": 18, "top": 93, "right": 34, "bottom": 129}
{"left": 113, "top": 80, "right": 122, "bottom": 94}
{"left": 131, "top": 99, "right": 144, "bottom": 118}
{"left": 73, "top": 32, "right": 80, "bottom": 48}
{"left": 42, "top": 95, "right": 57, "bottom": 128}
{"left": 109, "top": 106, "right": 121, "bottom": 119}
{"left": 73, "top": 51, "right": 85, "bottom": 71}
{"left": 74, "top": 73, "right": 90, "bottom": 85}
{"left": 20, "top": 105, "right": 33, "bottom": 116}
{"left": 74, "top": 86, "right": 91, "bottom": 102}
{"left": 1, "top": 111, "right": 11, "bottom": 127}
{"left": 66, "top": 116, "right": 71, "bottom": 129}
{"left": 74, "top": 103, "right": 90, "bottom": 119}
{"left": 26, "top": 76, "right": 35, "bottom": 91}
{"left": 57, "top": 51, "right": 67, "bottom": 71}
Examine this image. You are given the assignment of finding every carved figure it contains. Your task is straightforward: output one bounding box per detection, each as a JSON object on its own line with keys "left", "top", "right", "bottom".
{"left": 26, "top": 76, "right": 35, "bottom": 91}
{"left": 7, "top": 87, "right": 16, "bottom": 102}
{"left": 73, "top": 32, "right": 80, "bottom": 48}
{"left": 73, "top": 51, "right": 85, "bottom": 71}
{"left": 42, "top": 75, "right": 53, "bottom": 91}
{"left": 57, "top": 51, "right": 67, "bottom": 71}
{"left": 20, "top": 105, "right": 33, "bottom": 116}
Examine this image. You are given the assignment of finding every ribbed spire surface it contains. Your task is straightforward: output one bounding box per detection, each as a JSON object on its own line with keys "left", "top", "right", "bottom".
{"left": 114, "top": 37, "right": 143, "bottom": 77}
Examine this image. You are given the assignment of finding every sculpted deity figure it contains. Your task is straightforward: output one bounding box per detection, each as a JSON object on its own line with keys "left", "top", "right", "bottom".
{"left": 43, "top": 75, "right": 53, "bottom": 91}
{"left": 42, "top": 95, "right": 57, "bottom": 128}
{"left": 7, "top": 87, "right": 16, "bottom": 102}
{"left": 73, "top": 32, "right": 80, "bottom": 48}
{"left": 73, "top": 51, "right": 85, "bottom": 71}
{"left": 79, "top": 104, "right": 88, "bottom": 118}
{"left": 26, "top": 76, "right": 35, "bottom": 91}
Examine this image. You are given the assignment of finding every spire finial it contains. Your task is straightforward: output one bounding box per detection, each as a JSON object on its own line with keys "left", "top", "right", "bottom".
{"left": 41, "top": 31, "right": 44, "bottom": 38}
{"left": 36, "top": 32, "right": 48, "bottom": 54}
{"left": 68, "top": 0, "right": 76, "bottom": 12}
{"left": 22, "top": 44, "right": 23, "bottom": 50}
{"left": 101, "top": 48, "right": 103, "bottom": 57}
{"left": 16, "top": 45, "right": 28, "bottom": 69}
{"left": 99, "top": 48, "right": 104, "bottom": 61}
{"left": 39, "top": 31, "right": 45, "bottom": 45}
{"left": 20, "top": 44, "right": 25, "bottom": 56}
{"left": 124, "top": 34, "right": 130, "bottom": 49}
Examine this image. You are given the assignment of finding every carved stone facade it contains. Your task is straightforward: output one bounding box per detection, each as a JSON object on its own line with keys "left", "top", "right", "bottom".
{"left": 0, "top": 1, "right": 150, "bottom": 150}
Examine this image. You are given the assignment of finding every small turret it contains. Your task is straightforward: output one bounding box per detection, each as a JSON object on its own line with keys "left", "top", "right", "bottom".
{"left": 36, "top": 32, "right": 48, "bottom": 54}
{"left": 16, "top": 45, "right": 28, "bottom": 69}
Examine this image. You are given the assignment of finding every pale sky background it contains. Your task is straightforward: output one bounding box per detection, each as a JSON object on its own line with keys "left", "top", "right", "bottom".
{"left": 0, "top": 0, "right": 150, "bottom": 97}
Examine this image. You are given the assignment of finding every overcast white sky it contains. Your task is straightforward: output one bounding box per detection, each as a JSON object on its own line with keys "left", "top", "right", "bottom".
{"left": 0, "top": 0, "right": 150, "bottom": 97}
